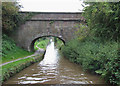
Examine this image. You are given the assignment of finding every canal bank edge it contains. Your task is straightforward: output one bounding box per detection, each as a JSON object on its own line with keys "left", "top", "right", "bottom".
{"left": 2, "top": 51, "right": 46, "bottom": 84}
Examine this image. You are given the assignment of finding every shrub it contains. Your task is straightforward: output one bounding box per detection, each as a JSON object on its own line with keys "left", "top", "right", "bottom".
{"left": 83, "top": 2, "right": 120, "bottom": 41}
{"left": 2, "top": 34, "right": 33, "bottom": 63}
{"left": 61, "top": 36, "right": 119, "bottom": 85}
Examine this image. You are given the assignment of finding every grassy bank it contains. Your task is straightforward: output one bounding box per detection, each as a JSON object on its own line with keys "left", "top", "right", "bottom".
{"left": 2, "top": 34, "right": 33, "bottom": 63}
{"left": 34, "top": 38, "right": 49, "bottom": 51}
{"left": 1, "top": 34, "right": 47, "bottom": 84}
{"left": 1, "top": 34, "right": 45, "bottom": 83}
{"left": 2, "top": 54, "right": 44, "bottom": 83}
{"left": 61, "top": 36, "right": 120, "bottom": 85}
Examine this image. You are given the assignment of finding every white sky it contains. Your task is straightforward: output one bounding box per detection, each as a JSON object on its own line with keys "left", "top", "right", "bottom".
{"left": 18, "top": 0, "right": 86, "bottom": 12}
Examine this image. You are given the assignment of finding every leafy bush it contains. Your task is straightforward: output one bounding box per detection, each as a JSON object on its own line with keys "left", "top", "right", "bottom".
{"left": 83, "top": 2, "right": 120, "bottom": 41}
{"left": 2, "top": 34, "right": 33, "bottom": 63}
{"left": 2, "top": 34, "right": 16, "bottom": 57}
{"left": 74, "top": 24, "right": 89, "bottom": 40}
{"left": 2, "top": 2, "right": 34, "bottom": 35}
{"left": 61, "top": 2, "right": 120, "bottom": 85}
{"left": 62, "top": 39, "right": 79, "bottom": 62}
{"left": 2, "top": 2, "right": 21, "bottom": 34}
{"left": 61, "top": 37, "right": 119, "bottom": 85}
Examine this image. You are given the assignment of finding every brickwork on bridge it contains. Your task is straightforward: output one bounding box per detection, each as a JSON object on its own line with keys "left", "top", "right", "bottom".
{"left": 12, "top": 12, "right": 85, "bottom": 51}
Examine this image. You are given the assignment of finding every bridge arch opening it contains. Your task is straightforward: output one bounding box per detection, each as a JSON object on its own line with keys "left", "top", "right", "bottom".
{"left": 30, "top": 35, "right": 65, "bottom": 52}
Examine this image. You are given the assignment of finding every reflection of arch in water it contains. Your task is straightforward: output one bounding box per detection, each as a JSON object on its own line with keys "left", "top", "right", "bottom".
{"left": 29, "top": 35, "right": 65, "bottom": 52}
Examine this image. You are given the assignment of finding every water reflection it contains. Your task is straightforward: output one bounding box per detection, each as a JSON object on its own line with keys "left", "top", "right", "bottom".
{"left": 4, "top": 40, "right": 106, "bottom": 84}
{"left": 39, "top": 41, "right": 59, "bottom": 65}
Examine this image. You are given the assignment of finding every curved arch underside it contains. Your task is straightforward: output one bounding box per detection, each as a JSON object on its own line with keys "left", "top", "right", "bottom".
{"left": 30, "top": 35, "right": 65, "bottom": 52}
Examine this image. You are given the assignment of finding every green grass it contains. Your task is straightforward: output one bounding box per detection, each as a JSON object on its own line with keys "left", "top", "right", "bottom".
{"left": 2, "top": 34, "right": 33, "bottom": 64}
{"left": 1, "top": 34, "right": 44, "bottom": 83}
{"left": 34, "top": 38, "right": 49, "bottom": 50}
{"left": 2, "top": 47, "right": 33, "bottom": 63}
{"left": 2, "top": 55, "right": 43, "bottom": 82}
{"left": 2, "top": 57, "right": 33, "bottom": 82}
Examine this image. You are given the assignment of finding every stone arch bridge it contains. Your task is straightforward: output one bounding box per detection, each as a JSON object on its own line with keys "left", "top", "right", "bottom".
{"left": 12, "top": 12, "right": 85, "bottom": 52}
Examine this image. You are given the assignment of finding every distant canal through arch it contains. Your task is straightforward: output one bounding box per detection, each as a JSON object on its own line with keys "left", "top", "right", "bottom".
{"left": 4, "top": 41, "right": 106, "bottom": 84}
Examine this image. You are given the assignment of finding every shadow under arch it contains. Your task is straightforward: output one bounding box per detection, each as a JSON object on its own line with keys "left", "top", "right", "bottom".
{"left": 30, "top": 35, "right": 65, "bottom": 52}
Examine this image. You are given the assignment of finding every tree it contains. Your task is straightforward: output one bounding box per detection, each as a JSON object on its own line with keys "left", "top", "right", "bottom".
{"left": 83, "top": 2, "right": 120, "bottom": 41}
{"left": 2, "top": 2, "right": 22, "bottom": 34}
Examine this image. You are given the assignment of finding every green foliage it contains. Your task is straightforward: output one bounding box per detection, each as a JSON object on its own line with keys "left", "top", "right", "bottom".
{"left": 2, "top": 34, "right": 33, "bottom": 63}
{"left": 2, "top": 2, "right": 34, "bottom": 34}
{"left": 2, "top": 55, "right": 43, "bottom": 82}
{"left": 82, "top": 2, "right": 120, "bottom": 41}
{"left": 2, "top": 2, "right": 21, "bottom": 34}
{"left": 62, "top": 39, "right": 79, "bottom": 63}
{"left": 61, "top": 37, "right": 119, "bottom": 85}
{"left": 49, "top": 21, "right": 54, "bottom": 25}
{"left": 34, "top": 38, "right": 49, "bottom": 51}
{"left": 75, "top": 24, "right": 89, "bottom": 40}
{"left": 61, "top": 1, "right": 120, "bottom": 85}
{"left": 54, "top": 37, "right": 64, "bottom": 49}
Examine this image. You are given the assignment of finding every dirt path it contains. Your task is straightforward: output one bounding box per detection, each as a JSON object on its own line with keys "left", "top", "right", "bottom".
{"left": 34, "top": 42, "right": 45, "bottom": 54}
{"left": 36, "top": 42, "right": 45, "bottom": 50}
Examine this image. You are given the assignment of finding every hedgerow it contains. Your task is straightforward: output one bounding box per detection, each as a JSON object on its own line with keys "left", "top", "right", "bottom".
{"left": 61, "top": 37, "right": 119, "bottom": 85}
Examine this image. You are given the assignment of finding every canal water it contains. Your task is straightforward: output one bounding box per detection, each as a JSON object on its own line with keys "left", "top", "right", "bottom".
{"left": 4, "top": 41, "right": 106, "bottom": 84}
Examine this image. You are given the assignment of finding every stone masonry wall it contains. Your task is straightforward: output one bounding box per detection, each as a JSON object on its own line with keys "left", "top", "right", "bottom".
{"left": 12, "top": 12, "right": 85, "bottom": 51}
